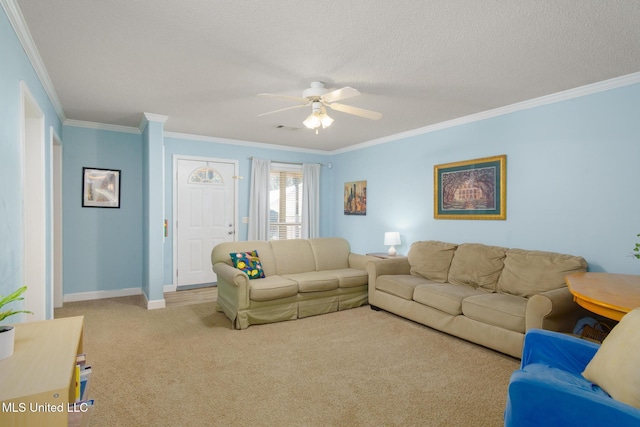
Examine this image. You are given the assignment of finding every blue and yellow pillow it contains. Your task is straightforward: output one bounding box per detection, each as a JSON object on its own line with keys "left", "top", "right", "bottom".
{"left": 230, "top": 250, "right": 265, "bottom": 280}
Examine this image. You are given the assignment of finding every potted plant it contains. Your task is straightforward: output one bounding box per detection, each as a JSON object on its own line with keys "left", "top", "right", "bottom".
{"left": 0, "top": 286, "right": 33, "bottom": 360}
{"left": 633, "top": 234, "right": 640, "bottom": 260}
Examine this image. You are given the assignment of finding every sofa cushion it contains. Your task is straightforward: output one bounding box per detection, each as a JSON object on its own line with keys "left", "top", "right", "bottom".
{"left": 497, "top": 249, "right": 587, "bottom": 298}
{"left": 249, "top": 276, "right": 298, "bottom": 302}
{"left": 282, "top": 272, "right": 339, "bottom": 293}
{"left": 376, "top": 275, "right": 427, "bottom": 300}
{"left": 308, "top": 237, "right": 350, "bottom": 270}
{"left": 462, "top": 293, "right": 527, "bottom": 333}
{"left": 408, "top": 240, "right": 457, "bottom": 283}
{"left": 583, "top": 308, "right": 640, "bottom": 409}
{"left": 524, "top": 363, "right": 611, "bottom": 397}
{"left": 322, "top": 268, "right": 368, "bottom": 288}
{"left": 413, "top": 282, "right": 487, "bottom": 316}
{"left": 447, "top": 243, "right": 506, "bottom": 291}
{"left": 230, "top": 250, "right": 266, "bottom": 280}
{"left": 270, "top": 239, "right": 317, "bottom": 275}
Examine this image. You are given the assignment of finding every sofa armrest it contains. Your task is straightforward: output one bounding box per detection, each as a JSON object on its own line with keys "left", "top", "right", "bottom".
{"left": 507, "top": 330, "right": 640, "bottom": 426}
{"left": 505, "top": 361, "right": 640, "bottom": 427}
{"left": 526, "top": 287, "right": 579, "bottom": 331}
{"left": 348, "top": 253, "right": 379, "bottom": 270}
{"left": 520, "top": 329, "right": 599, "bottom": 372}
{"left": 213, "top": 262, "right": 250, "bottom": 310}
{"left": 367, "top": 258, "right": 411, "bottom": 292}
{"left": 366, "top": 257, "right": 411, "bottom": 298}
{"left": 366, "top": 257, "right": 411, "bottom": 277}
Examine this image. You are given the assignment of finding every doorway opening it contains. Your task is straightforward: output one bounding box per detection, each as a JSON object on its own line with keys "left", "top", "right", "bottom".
{"left": 21, "top": 82, "right": 46, "bottom": 320}
{"left": 52, "top": 130, "right": 63, "bottom": 309}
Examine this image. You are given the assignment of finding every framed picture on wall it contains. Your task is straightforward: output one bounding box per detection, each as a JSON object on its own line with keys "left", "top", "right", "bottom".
{"left": 434, "top": 155, "right": 506, "bottom": 220}
{"left": 344, "top": 180, "right": 367, "bottom": 215}
{"left": 82, "top": 167, "right": 121, "bottom": 208}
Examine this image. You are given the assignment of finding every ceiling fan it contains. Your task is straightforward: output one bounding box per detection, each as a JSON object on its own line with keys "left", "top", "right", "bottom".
{"left": 257, "top": 81, "right": 382, "bottom": 133}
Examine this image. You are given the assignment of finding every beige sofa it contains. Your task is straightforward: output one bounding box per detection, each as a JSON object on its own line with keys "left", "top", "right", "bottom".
{"left": 211, "top": 237, "right": 375, "bottom": 329}
{"left": 367, "top": 241, "right": 587, "bottom": 358}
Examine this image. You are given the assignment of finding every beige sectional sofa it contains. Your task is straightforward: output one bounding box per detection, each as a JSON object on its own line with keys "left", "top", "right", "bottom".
{"left": 211, "top": 237, "right": 375, "bottom": 329}
{"left": 367, "top": 241, "right": 587, "bottom": 358}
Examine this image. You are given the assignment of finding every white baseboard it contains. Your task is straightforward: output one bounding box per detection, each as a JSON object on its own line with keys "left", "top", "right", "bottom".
{"left": 144, "top": 294, "right": 166, "bottom": 310}
{"left": 63, "top": 287, "right": 166, "bottom": 310}
{"left": 163, "top": 284, "right": 177, "bottom": 293}
{"left": 63, "top": 287, "right": 142, "bottom": 303}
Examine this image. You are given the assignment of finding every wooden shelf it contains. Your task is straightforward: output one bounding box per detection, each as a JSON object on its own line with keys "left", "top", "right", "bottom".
{"left": 0, "top": 316, "right": 84, "bottom": 427}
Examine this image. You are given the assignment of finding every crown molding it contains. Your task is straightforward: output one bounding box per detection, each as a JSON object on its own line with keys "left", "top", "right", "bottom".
{"left": 332, "top": 71, "right": 640, "bottom": 154}
{"left": 2, "top": 0, "right": 66, "bottom": 122}
{"left": 163, "top": 131, "right": 330, "bottom": 155}
{"left": 139, "top": 113, "right": 169, "bottom": 132}
{"left": 61, "top": 120, "right": 329, "bottom": 155}
{"left": 143, "top": 113, "right": 169, "bottom": 123}
{"left": 64, "top": 119, "right": 141, "bottom": 134}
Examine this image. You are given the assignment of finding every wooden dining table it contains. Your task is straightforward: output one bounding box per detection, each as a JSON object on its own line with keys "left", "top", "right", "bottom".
{"left": 565, "top": 272, "right": 640, "bottom": 321}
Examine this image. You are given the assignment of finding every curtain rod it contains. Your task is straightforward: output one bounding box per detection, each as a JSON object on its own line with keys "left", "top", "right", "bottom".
{"left": 248, "top": 157, "right": 324, "bottom": 166}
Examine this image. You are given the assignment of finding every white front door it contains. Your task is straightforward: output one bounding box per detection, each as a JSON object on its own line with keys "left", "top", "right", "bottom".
{"left": 176, "top": 158, "right": 236, "bottom": 287}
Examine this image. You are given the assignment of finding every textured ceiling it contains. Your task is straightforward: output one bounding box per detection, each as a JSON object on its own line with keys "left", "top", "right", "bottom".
{"left": 13, "top": 0, "right": 640, "bottom": 151}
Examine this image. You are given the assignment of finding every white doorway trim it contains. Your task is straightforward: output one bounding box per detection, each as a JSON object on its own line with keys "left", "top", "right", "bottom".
{"left": 51, "top": 128, "right": 63, "bottom": 310}
{"left": 168, "top": 155, "right": 238, "bottom": 292}
{"left": 20, "top": 81, "right": 47, "bottom": 320}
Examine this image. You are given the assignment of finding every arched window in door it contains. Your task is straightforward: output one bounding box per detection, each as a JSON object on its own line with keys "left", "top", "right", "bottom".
{"left": 189, "top": 167, "right": 223, "bottom": 184}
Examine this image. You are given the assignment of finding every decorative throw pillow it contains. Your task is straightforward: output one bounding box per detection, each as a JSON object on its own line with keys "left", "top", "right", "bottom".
{"left": 230, "top": 250, "right": 265, "bottom": 280}
{"left": 582, "top": 308, "right": 640, "bottom": 409}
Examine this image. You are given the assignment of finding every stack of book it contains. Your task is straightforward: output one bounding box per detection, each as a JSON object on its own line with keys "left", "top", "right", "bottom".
{"left": 68, "top": 353, "right": 95, "bottom": 427}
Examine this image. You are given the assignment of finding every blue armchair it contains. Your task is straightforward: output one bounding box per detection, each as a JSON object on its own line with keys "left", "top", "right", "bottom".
{"left": 504, "top": 329, "right": 640, "bottom": 427}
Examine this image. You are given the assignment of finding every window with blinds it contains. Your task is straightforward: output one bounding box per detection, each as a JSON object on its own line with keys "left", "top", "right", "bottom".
{"left": 269, "top": 163, "right": 303, "bottom": 240}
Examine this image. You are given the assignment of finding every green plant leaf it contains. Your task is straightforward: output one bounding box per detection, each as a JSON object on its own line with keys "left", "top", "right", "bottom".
{"left": 0, "top": 286, "right": 33, "bottom": 322}
{"left": 0, "top": 286, "right": 28, "bottom": 309}
{"left": 0, "top": 309, "right": 33, "bottom": 322}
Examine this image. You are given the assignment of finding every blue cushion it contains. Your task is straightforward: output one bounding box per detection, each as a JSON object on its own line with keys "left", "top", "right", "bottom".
{"left": 522, "top": 363, "right": 609, "bottom": 397}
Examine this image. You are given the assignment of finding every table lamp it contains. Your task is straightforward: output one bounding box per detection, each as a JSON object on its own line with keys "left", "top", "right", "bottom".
{"left": 384, "top": 232, "right": 401, "bottom": 256}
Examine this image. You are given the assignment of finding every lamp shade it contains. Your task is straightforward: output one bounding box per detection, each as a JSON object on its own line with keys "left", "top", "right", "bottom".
{"left": 384, "top": 232, "right": 401, "bottom": 246}
{"left": 303, "top": 113, "right": 321, "bottom": 129}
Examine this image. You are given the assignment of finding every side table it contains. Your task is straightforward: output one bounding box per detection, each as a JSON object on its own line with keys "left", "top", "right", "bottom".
{"left": 566, "top": 272, "right": 640, "bottom": 321}
{"left": 366, "top": 252, "right": 407, "bottom": 260}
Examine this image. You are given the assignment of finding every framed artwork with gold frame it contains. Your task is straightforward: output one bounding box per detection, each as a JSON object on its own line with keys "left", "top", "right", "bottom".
{"left": 434, "top": 155, "right": 506, "bottom": 220}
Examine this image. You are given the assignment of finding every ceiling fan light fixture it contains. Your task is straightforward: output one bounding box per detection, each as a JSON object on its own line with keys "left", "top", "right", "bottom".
{"left": 303, "top": 105, "right": 333, "bottom": 132}
{"left": 259, "top": 82, "right": 381, "bottom": 134}
{"left": 303, "top": 112, "right": 322, "bottom": 129}
{"left": 320, "top": 111, "right": 333, "bottom": 129}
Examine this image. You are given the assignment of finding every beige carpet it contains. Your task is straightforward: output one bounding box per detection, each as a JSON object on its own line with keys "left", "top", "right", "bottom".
{"left": 55, "top": 297, "right": 519, "bottom": 426}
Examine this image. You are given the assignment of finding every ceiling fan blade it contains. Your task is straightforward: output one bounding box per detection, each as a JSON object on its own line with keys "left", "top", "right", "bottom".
{"left": 327, "top": 103, "right": 382, "bottom": 120}
{"left": 257, "top": 103, "right": 309, "bottom": 117}
{"left": 257, "top": 93, "right": 307, "bottom": 103}
{"left": 321, "top": 86, "right": 360, "bottom": 103}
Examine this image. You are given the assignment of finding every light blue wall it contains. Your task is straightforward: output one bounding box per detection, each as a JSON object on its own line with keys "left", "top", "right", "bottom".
{"left": 60, "top": 128, "right": 332, "bottom": 297}
{"left": 330, "top": 83, "right": 640, "bottom": 274}
{"left": 162, "top": 136, "right": 331, "bottom": 285}
{"left": 0, "top": 7, "right": 62, "bottom": 320}
{"left": 4, "top": 5, "right": 639, "bottom": 306}
{"left": 61, "top": 126, "right": 143, "bottom": 295}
